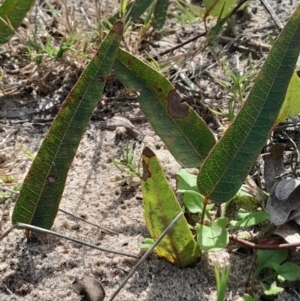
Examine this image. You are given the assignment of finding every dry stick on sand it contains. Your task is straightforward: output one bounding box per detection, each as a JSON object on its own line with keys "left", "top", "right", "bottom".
{"left": 154, "top": 0, "right": 249, "bottom": 59}
{"left": 260, "top": 0, "right": 284, "bottom": 29}
{"left": 0, "top": 189, "right": 119, "bottom": 235}
{"left": 230, "top": 235, "right": 300, "bottom": 250}
{"left": 0, "top": 223, "right": 138, "bottom": 258}
{"left": 58, "top": 208, "right": 120, "bottom": 235}
{"left": 108, "top": 211, "right": 185, "bottom": 301}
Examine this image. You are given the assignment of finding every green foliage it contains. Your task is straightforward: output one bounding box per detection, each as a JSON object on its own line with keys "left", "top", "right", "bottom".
{"left": 183, "top": 191, "right": 213, "bottom": 216}
{"left": 141, "top": 147, "right": 200, "bottom": 267}
{"left": 170, "top": 1, "right": 204, "bottom": 24}
{"left": 243, "top": 294, "right": 257, "bottom": 301}
{"left": 153, "top": 0, "right": 169, "bottom": 31}
{"left": 0, "top": 184, "right": 21, "bottom": 202}
{"left": 214, "top": 263, "right": 231, "bottom": 301}
{"left": 211, "top": 61, "right": 259, "bottom": 120}
{"left": 204, "top": 0, "right": 237, "bottom": 18}
{"left": 254, "top": 250, "right": 288, "bottom": 279}
{"left": 0, "top": 0, "right": 35, "bottom": 44}
{"left": 276, "top": 73, "right": 300, "bottom": 123}
{"left": 12, "top": 20, "right": 124, "bottom": 229}
{"left": 253, "top": 249, "right": 300, "bottom": 296}
{"left": 138, "top": 238, "right": 154, "bottom": 249}
{"left": 272, "top": 262, "right": 300, "bottom": 282}
{"left": 7, "top": 3, "right": 300, "bottom": 299}
{"left": 26, "top": 35, "right": 80, "bottom": 64}
{"left": 114, "top": 48, "right": 216, "bottom": 168}
{"left": 176, "top": 170, "right": 268, "bottom": 252}
{"left": 197, "top": 217, "right": 229, "bottom": 252}
{"left": 261, "top": 281, "right": 284, "bottom": 295}
{"left": 251, "top": 250, "right": 300, "bottom": 297}
{"left": 176, "top": 169, "right": 197, "bottom": 192}
{"left": 108, "top": 0, "right": 153, "bottom": 26}
{"left": 197, "top": 8, "right": 300, "bottom": 203}
{"left": 229, "top": 209, "right": 269, "bottom": 228}
{"left": 111, "top": 140, "right": 141, "bottom": 177}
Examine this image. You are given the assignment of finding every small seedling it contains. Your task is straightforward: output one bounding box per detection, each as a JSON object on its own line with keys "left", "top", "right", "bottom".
{"left": 249, "top": 249, "right": 300, "bottom": 297}
{"left": 214, "top": 263, "right": 231, "bottom": 301}
{"left": 211, "top": 60, "right": 260, "bottom": 120}
{"left": 111, "top": 140, "right": 141, "bottom": 178}
{"left": 170, "top": 1, "right": 204, "bottom": 24}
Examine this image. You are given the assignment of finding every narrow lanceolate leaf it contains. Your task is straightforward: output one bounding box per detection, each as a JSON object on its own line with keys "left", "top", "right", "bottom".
{"left": 141, "top": 147, "right": 200, "bottom": 268}
{"left": 12, "top": 21, "right": 124, "bottom": 229}
{"left": 197, "top": 6, "right": 300, "bottom": 203}
{"left": 153, "top": 0, "right": 169, "bottom": 31}
{"left": 0, "top": 0, "right": 35, "bottom": 44}
{"left": 108, "top": 0, "right": 153, "bottom": 26}
{"left": 114, "top": 49, "right": 216, "bottom": 167}
{"left": 204, "top": 0, "right": 236, "bottom": 18}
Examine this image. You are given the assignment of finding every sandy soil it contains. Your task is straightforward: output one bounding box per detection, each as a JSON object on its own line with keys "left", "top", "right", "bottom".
{"left": 0, "top": 1, "right": 300, "bottom": 300}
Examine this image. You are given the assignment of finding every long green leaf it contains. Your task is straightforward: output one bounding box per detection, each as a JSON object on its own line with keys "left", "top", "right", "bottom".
{"left": 108, "top": 0, "right": 153, "bottom": 25}
{"left": 114, "top": 49, "right": 216, "bottom": 167}
{"left": 12, "top": 20, "right": 124, "bottom": 229}
{"left": 141, "top": 146, "right": 200, "bottom": 268}
{"left": 204, "top": 0, "right": 236, "bottom": 18}
{"left": 197, "top": 6, "right": 300, "bottom": 203}
{"left": 0, "top": 0, "right": 35, "bottom": 44}
{"left": 153, "top": 0, "right": 169, "bottom": 31}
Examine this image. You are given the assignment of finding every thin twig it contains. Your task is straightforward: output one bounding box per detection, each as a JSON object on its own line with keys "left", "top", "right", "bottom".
{"left": 244, "top": 250, "right": 257, "bottom": 292}
{"left": 230, "top": 235, "right": 300, "bottom": 250}
{"left": 108, "top": 211, "right": 184, "bottom": 301}
{"left": 58, "top": 208, "right": 119, "bottom": 235}
{"left": 154, "top": 0, "right": 249, "bottom": 59}
{"left": 0, "top": 189, "right": 119, "bottom": 235}
{"left": 260, "top": 0, "right": 283, "bottom": 30}
{"left": 282, "top": 131, "right": 300, "bottom": 163}
{"left": 219, "top": 36, "right": 271, "bottom": 51}
{"left": 0, "top": 186, "right": 19, "bottom": 194}
{"left": 0, "top": 223, "right": 138, "bottom": 258}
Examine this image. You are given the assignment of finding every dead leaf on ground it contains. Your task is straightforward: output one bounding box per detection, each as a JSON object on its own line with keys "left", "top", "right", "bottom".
{"left": 273, "top": 221, "right": 300, "bottom": 248}
{"left": 72, "top": 275, "right": 105, "bottom": 301}
{"left": 266, "top": 178, "right": 300, "bottom": 226}
{"left": 263, "top": 143, "right": 285, "bottom": 192}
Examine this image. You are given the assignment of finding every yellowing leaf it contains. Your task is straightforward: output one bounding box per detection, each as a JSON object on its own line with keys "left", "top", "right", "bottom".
{"left": 204, "top": 0, "right": 236, "bottom": 17}
{"left": 276, "top": 73, "right": 300, "bottom": 123}
{"left": 141, "top": 147, "right": 200, "bottom": 268}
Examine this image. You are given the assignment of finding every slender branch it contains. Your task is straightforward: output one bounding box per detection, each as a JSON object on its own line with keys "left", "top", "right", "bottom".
{"left": 108, "top": 211, "right": 184, "bottom": 301}
{"left": 155, "top": 0, "right": 249, "bottom": 59}
{"left": 260, "top": 0, "right": 283, "bottom": 29}
{"left": 58, "top": 209, "right": 119, "bottom": 235}
{"left": 230, "top": 235, "right": 300, "bottom": 250}
{"left": 0, "top": 186, "right": 19, "bottom": 194}
{"left": 200, "top": 197, "right": 208, "bottom": 225}
{"left": 0, "top": 223, "right": 138, "bottom": 258}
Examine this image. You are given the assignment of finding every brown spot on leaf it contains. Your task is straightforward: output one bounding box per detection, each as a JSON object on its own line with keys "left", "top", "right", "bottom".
{"left": 142, "top": 146, "right": 155, "bottom": 158}
{"left": 98, "top": 76, "right": 106, "bottom": 83}
{"left": 48, "top": 175, "right": 57, "bottom": 183}
{"left": 155, "top": 87, "right": 163, "bottom": 94}
{"left": 142, "top": 159, "right": 151, "bottom": 181}
{"left": 111, "top": 19, "right": 124, "bottom": 36}
{"left": 142, "top": 147, "right": 155, "bottom": 180}
{"left": 167, "top": 90, "right": 188, "bottom": 118}
{"left": 125, "top": 59, "right": 131, "bottom": 67}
